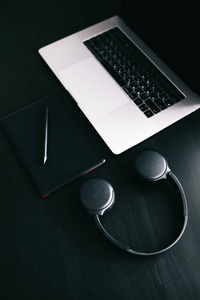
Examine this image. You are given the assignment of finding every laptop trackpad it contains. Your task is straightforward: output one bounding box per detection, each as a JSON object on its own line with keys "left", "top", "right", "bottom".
{"left": 58, "top": 57, "right": 130, "bottom": 120}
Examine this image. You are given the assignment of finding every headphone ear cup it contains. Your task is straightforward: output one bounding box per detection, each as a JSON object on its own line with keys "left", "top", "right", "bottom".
{"left": 80, "top": 178, "right": 115, "bottom": 215}
{"left": 132, "top": 150, "right": 170, "bottom": 181}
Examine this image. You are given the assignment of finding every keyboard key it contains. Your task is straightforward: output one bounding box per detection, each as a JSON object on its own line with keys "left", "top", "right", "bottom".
{"left": 95, "top": 54, "right": 104, "bottom": 61}
{"left": 154, "top": 87, "right": 163, "bottom": 95}
{"left": 165, "top": 99, "right": 174, "bottom": 107}
{"left": 129, "top": 92, "right": 139, "bottom": 100}
{"left": 123, "top": 85, "right": 133, "bottom": 94}
{"left": 121, "top": 71, "right": 129, "bottom": 78}
{"left": 154, "top": 99, "right": 167, "bottom": 110}
{"left": 144, "top": 87, "right": 151, "bottom": 94}
{"left": 91, "top": 49, "right": 99, "bottom": 56}
{"left": 90, "top": 38, "right": 101, "bottom": 49}
{"left": 140, "top": 93, "right": 149, "bottom": 101}
{"left": 134, "top": 98, "right": 143, "bottom": 106}
{"left": 169, "top": 92, "right": 184, "bottom": 103}
{"left": 130, "top": 71, "right": 138, "bottom": 79}
{"left": 125, "top": 77, "right": 133, "bottom": 84}
{"left": 144, "top": 110, "right": 154, "bottom": 118}
{"left": 149, "top": 92, "right": 158, "bottom": 100}
{"left": 101, "top": 60, "right": 126, "bottom": 87}
{"left": 139, "top": 103, "right": 148, "bottom": 112}
{"left": 135, "top": 87, "right": 144, "bottom": 95}
{"left": 116, "top": 66, "right": 123, "bottom": 73}
{"left": 160, "top": 93, "right": 168, "bottom": 101}
{"left": 145, "top": 99, "right": 161, "bottom": 114}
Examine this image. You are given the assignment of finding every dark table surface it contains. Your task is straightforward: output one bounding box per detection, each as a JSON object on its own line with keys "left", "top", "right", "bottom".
{"left": 1, "top": 1, "right": 200, "bottom": 299}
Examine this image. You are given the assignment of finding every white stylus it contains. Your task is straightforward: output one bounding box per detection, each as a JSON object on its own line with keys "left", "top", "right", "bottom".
{"left": 43, "top": 107, "right": 49, "bottom": 165}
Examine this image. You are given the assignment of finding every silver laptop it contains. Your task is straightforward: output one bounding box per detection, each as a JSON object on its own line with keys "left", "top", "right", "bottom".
{"left": 39, "top": 14, "right": 200, "bottom": 154}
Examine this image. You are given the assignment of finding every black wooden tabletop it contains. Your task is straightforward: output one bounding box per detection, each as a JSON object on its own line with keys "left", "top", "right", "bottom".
{"left": 1, "top": 1, "right": 200, "bottom": 299}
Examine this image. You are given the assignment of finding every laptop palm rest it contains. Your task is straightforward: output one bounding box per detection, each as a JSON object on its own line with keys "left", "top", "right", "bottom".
{"left": 58, "top": 57, "right": 130, "bottom": 120}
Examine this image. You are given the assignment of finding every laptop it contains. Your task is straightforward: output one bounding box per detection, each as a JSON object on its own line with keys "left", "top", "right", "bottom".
{"left": 38, "top": 1, "right": 200, "bottom": 154}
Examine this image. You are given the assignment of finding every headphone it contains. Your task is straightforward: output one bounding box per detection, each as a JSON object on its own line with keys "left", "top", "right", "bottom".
{"left": 80, "top": 150, "right": 188, "bottom": 256}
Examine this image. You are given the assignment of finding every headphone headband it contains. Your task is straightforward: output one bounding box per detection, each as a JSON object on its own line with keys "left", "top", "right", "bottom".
{"left": 93, "top": 172, "right": 188, "bottom": 256}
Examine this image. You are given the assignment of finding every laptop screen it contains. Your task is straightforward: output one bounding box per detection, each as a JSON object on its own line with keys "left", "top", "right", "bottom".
{"left": 120, "top": 0, "right": 200, "bottom": 96}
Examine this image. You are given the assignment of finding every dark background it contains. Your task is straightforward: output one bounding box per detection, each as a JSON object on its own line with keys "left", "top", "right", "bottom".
{"left": 1, "top": 1, "right": 200, "bottom": 299}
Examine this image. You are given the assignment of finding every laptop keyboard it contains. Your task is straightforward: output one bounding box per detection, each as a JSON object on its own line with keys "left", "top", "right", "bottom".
{"left": 83, "top": 27, "right": 185, "bottom": 118}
